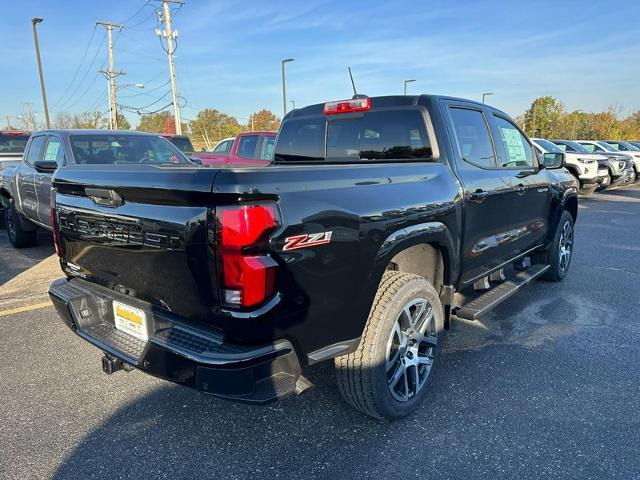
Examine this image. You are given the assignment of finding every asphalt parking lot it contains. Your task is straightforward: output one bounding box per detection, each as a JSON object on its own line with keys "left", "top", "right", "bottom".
{"left": 1, "top": 185, "right": 639, "bottom": 480}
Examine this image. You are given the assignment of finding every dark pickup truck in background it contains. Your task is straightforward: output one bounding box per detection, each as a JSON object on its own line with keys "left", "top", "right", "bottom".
{"left": 0, "top": 129, "right": 192, "bottom": 248}
{"left": 49, "top": 95, "right": 577, "bottom": 419}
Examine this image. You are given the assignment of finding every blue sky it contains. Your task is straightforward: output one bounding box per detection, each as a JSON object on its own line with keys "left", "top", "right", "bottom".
{"left": 2, "top": 0, "right": 639, "bottom": 128}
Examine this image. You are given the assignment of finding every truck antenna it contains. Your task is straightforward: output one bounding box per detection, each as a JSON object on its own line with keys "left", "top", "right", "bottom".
{"left": 348, "top": 67, "right": 358, "bottom": 97}
{"left": 348, "top": 67, "right": 368, "bottom": 99}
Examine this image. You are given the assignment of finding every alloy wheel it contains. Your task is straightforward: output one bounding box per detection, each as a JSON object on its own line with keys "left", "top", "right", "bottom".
{"left": 386, "top": 298, "right": 437, "bottom": 402}
{"left": 559, "top": 220, "right": 573, "bottom": 272}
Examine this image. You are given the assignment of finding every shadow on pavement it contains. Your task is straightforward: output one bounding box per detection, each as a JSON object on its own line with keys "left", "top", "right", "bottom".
{"left": 0, "top": 230, "right": 54, "bottom": 287}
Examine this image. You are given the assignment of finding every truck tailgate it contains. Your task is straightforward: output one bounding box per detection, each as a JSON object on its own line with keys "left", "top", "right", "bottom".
{"left": 53, "top": 164, "right": 222, "bottom": 322}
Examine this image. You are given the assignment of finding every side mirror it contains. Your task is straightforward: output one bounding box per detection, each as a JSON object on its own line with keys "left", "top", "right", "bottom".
{"left": 34, "top": 160, "right": 58, "bottom": 173}
{"left": 542, "top": 152, "right": 565, "bottom": 169}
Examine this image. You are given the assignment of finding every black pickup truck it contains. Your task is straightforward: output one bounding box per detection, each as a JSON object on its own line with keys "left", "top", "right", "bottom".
{"left": 49, "top": 95, "right": 577, "bottom": 419}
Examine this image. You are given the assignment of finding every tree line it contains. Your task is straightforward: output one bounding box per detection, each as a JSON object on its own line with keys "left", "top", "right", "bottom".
{"left": 518, "top": 96, "right": 640, "bottom": 140}
{"left": 40, "top": 97, "right": 640, "bottom": 147}
{"left": 48, "top": 107, "right": 280, "bottom": 150}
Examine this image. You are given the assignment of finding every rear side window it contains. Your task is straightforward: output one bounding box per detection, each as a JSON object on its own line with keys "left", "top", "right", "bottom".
{"left": 237, "top": 135, "right": 259, "bottom": 158}
{"left": 25, "top": 136, "right": 46, "bottom": 165}
{"left": 449, "top": 108, "right": 496, "bottom": 168}
{"left": 275, "top": 118, "right": 325, "bottom": 162}
{"left": 274, "top": 109, "right": 432, "bottom": 162}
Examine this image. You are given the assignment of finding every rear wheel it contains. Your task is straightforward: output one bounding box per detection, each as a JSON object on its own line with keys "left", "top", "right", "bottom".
{"left": 541, "top": 210, "right": 574, "bottom": 282}
{"left": 5, "top": 200, "right": 37, "bottom": 248}
{"left": 335, "top": 272, "right": 444, "bottom": 420}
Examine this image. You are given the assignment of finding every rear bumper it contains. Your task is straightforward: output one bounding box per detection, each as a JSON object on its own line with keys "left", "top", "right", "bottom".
{"left": 49, "top": 277, "right": 303, "bottom": 404}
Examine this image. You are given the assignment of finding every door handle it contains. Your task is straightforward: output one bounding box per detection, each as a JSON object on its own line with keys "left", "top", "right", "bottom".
{"left": 469, "top": 189, "right": 489, "bottom": 203}
{"left": 516, "top": 183, "right": 527, "bottom": 195}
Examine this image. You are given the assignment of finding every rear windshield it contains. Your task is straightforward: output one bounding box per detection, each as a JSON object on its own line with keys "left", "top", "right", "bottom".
{"left": 0, "top": 134, "right": 30, "bottom": 153}
{"left": 168, "top": 136, "right": 194, "bottom": 153}
{"left": 69, "top": 134, "right": 189, "bottom": 165}
{"left": 275, "top": 109, "right": 433, "bottom": 162}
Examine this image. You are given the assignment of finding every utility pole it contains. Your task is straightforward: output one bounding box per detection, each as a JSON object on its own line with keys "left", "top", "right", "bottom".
{"left": 250, "top": 115, "right": 254, "bottom": 131}
{"left": 482, "top": 92, "right": 494, "bottom": 104}
{"left": 158, "top": 0, "right": 183, "bottom": 134}
{"left": 96, "top": 21, "right": 124, "bottom": 130}
{"left": 31, "top": 18, "right": 50, "bottom": 129}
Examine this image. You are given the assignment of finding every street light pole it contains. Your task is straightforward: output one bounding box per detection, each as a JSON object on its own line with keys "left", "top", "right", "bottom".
{"left": 281, "top": 58, "right": 294, "bottom": 117}
{"left": 403, "top": 79, "right": 416, "bottom": 95}
{"left": 482, "top": 92, "right": 494, "bottom": 104}
{"left": 31, "top": 18, "right": 50, "bottom": 129}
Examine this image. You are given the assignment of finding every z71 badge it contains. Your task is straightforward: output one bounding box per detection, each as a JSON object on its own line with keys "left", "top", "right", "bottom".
{"left": 283, "top": 232, "right": 333, "bottom": 251}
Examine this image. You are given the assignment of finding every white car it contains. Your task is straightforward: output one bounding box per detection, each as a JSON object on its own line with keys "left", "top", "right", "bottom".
{"left": 602, "top": 140, "right": 640, "bottom": 180}
{"left": 531, "top": 138, "right": 604, "bottom": 192}
{"left": 552, "top": 140, "right": 633, "bottom": 188}
{"left": 577, "top": 140, "right": 637, "bottom": 184}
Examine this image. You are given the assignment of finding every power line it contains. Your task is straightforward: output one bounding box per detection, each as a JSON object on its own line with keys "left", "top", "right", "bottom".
{"left": 118, "top": 90, "right": 171, "bottom": 112}
{"left": 117, "top": 1, "right": 152, "bottom": 24}
{"left": 51, "top": 25, "right": 98, "bottom": 110}
{"left": 119, "top": 79, "right": 171, "bottom": 98}
{"left": 55, "top": 31, "right": 107, "bottom": 111}
{"left": 114, "top": 46, "right": 164, "bottom": 61}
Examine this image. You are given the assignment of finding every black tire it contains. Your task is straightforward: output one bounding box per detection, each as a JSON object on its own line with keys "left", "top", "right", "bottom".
{"left": 541, "top": 210, "right": 574, "bottom": 282}
{"left": 335, "top": 272, "right": 444, "bottom": 420}
{"left": 5, "top": 199, "right": 37, "bottom": 248}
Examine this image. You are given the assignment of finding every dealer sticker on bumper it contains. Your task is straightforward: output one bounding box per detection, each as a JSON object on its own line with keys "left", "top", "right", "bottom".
{"left": 113, "top": 301, "right": 148, "bottom": 341}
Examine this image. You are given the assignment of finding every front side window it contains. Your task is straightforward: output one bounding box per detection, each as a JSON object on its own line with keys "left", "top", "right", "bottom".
{"left": 25, "top": 136, "right": 46, "bottom": 165}
{"left": 493, "top": 116, "right": 535, "bottom": 168}
{"left": 598, "top": 141, "right": 618, "bottom": 152}
{"left": 69, "top": 135, "right": 189, "bottom": 165}
{"left": 237, "top": 135, "right": 259, "bottom": 158}
{"left": 43, "top": 137, "right": 65, "bottom": 166}
{"left": 449, "top": 107, "right": 496, "bottom": 168}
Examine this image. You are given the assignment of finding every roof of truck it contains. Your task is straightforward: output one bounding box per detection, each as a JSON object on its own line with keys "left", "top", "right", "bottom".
{"left": 31, "top": 129, "right": 159, "bottom": 137}
{"left": 285, "top": 94, "right": 505, "bottom": 120}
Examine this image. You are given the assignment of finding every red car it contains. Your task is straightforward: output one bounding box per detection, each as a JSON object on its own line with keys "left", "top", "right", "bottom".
{"left": 192, "top": 131, "right": 276, "bottom": 166}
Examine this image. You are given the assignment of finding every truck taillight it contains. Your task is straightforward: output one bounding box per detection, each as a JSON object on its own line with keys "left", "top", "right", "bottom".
{"left": 324, "top": 97, "right": 371, "bottom": 115}
{"left": 50, "top": 189, "right": 62, "bottom": 257}
{"left": 215, "top": 203, "right": 280, "bottom": 308}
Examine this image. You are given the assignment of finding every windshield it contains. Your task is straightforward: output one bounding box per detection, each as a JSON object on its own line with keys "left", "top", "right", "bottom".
{"left": 619, "top": 141, "right": 640, "bottom": 151}
{"left": 168, "top": 136, "right": 194, "bottom": 153}
{"left": 598, "top": 141, "right": 618, "bottom": 151}
{"left": 534, "top": 139, "right": 563, "bottom": 153}
{"left": 69, "top": 134, "right": 190, "bottom": 165}
{"left": 554, "top": 140, "right": 590, "bottom": 154}
{"left": 0, "top": 133, "right": 30, "bottom": 154}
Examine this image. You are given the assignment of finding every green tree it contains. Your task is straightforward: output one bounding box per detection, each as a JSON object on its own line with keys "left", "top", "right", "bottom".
{"left": 523, "top": 96, "right": 564, "bottom": 138}
{"left": 116, "top": 111, "right": 131, "bottom": 130}
{"left": 136, "top": 111, "right": 173, "bottom": 133}
{"left": 248, "top": 109, "right": 280, "bottom": 131}
{"left": 189, "top": 108, "right": 242, "bottom": 150}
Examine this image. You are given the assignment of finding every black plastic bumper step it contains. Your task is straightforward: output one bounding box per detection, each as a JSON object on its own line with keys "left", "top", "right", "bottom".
{"left": 455, "top": 264, "right": 550, "bottom": 320}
